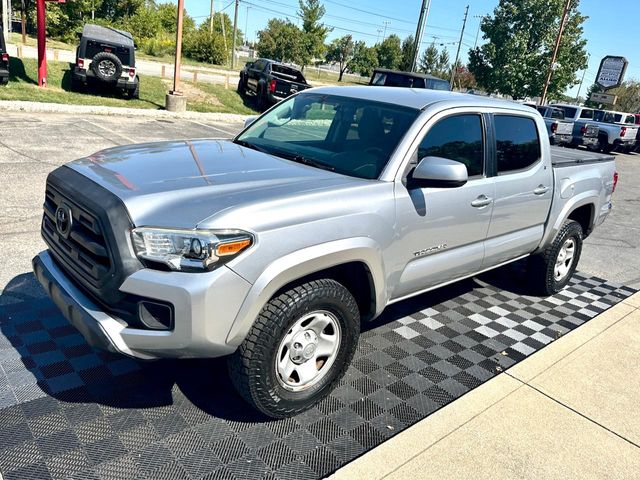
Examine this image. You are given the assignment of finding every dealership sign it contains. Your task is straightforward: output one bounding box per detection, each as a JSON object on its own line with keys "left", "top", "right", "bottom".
{"left": 596, "top": 56, "right": 628, "bottom": 89}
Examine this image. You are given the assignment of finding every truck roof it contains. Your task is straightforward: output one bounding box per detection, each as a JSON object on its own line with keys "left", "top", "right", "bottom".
{"left": 306, "top": 85, "right": 535, "bottom": 113}
{"left": 81, "top": 24, "right": 135, "bottom": 47}
{"left": 372, "top": 68, "right": 447, "bottom": 81}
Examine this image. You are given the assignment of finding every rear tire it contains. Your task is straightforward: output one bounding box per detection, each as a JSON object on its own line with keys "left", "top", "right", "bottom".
{"left": 529, "top": 220, "right": 583, "bottom": 296}
{"left": 228, "top": 279, "right": 360, "bottom": 418}
{"left": 127, "top": 79, "right": 140, "bottom": 99}
{"left": 256, "top": 87, "right": 268, "bottom": 112}
{"left": 0, "top": 77, "right": 8, "bottom": 86}
{"left": 599, "top": 136, "right": 614, "bottom": 153}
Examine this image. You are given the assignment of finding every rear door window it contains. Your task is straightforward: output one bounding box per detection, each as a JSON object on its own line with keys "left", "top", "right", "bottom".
{"left": 494, "top": 115, "right": 541, "bottom": 174}
{"left": 579, "top": 109, "right": 594, "bottom": 119}
{"left": 418, "top": 114, "right": 485, "bottom": 177}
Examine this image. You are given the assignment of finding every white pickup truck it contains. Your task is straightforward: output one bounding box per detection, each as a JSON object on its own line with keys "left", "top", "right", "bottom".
{"left": 552, "top": 103, "right": 638, "bottom": 153}
{"left": 536, "top": 106, "right": 574, "bottom": 146}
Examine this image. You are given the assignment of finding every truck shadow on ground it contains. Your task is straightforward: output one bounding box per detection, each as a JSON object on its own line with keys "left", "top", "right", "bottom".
{"left": 0, "top": 261, "right": 534, "bottom": 424}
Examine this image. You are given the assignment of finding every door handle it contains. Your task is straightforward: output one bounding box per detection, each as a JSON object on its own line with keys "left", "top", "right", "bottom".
{"left": 471, "top": 195, "right": 493, "bottom": 208}
{"left": 533, "top": 185, "right": 549, "bottom": 195}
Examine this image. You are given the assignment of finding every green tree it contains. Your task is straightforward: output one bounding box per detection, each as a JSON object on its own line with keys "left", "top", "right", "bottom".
{"left": 325, "top": 35, "right": 355, "bottom": 81}
{"left": 607, "top": 81, "right": 640, "bottom": 112}
{"left": 418, "top": 44, "right": 438, "bottom": 74}
{"left": 256, "top": 18, "right": 301, "bottom": 63}
{"left": 183, "top": 28, "right": 227, "bottom": 65}
{"left": 350, "top": 42, "right": 378, "bottom": 77}
{"left": 376, "top": 34, "right": 402, "bottom": 70}
{"left": 298, "top": 0, "right": 331, "bottom": 70}
{"left": 399, "top": 35, "right": 415, "bottom": 71}
{"left": 583, "top": 82, "right": 603, "bottom": 108}
{"left": 419, "top": 44, "right": 449, "bottom": 78}
{"left": 200, "top": 12, "right": 242, "bottom": 49}
{"left": 468, "top": 0, "right": 588, "bottom": 100}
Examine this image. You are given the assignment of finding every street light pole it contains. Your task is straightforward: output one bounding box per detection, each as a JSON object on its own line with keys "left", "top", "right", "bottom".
{"left": 473, "top": 14, "right": 485, "bottom": 49}
{"left": 410, "top": 0, "right": 431, "bottom": 73}
{"left": 450, "top": 5, "right": 469, "bottom": 90}
{"left": 540, "top": 0, "right": 572, "bottom": 106}
{"left": 209, "top": 0, "right": 215, "bottom": 34}
{"left": 574, "top": 53, "right": 590, "bottom": 104}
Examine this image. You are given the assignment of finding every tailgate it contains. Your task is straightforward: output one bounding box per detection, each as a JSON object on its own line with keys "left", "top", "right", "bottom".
{"left": 582, "top": 124, "right": 599, "bottom": 137}
{"left": 622, "top": 126, "right": 638, "bottom": 140}
{"left": 274, "top": 79, "right": 307, "bottom": 97}
{"left": 556, "top": 121, "right": 573, "bottom": 135}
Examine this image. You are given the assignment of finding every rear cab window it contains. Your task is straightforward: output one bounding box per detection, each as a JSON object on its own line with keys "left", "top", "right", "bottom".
{"left": 417, "top": 114, "right": 485, "bottom": 178}
{"left": 494, "top": 115, "right": 541, "bottom": 174}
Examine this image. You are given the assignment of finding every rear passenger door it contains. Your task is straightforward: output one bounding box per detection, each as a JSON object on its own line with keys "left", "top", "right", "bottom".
{"left": 483, "top": 114, "right": 553, "bottom": 267}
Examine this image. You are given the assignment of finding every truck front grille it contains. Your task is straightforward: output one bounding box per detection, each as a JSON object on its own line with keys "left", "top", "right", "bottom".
{"left": 42, "top": 185, "right": 113, "bottom": 288}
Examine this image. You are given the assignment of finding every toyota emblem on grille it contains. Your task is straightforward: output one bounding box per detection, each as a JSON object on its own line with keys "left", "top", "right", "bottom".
{"left": 55, "top": 204, "right": 73, "bottom": 238}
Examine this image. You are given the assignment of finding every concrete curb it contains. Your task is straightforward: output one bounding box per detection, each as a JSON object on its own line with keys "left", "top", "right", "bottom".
{"left": 0, "top": 100, "right": 249, "bottom": 123}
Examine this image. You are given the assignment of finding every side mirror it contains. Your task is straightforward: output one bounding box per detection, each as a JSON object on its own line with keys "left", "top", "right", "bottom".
{"left": 244, "top": 116, "right": 258, "bottom": 129}
{"left": 410, "top": 156, "right": 468, "bottom": 188}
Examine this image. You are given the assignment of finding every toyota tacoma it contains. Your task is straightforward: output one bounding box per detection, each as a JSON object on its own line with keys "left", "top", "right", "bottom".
{"left": 34, "top": 87, "right": 617, "bottom": 418}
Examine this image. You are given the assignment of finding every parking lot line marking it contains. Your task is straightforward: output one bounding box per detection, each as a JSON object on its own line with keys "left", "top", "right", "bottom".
{"left": 80, "top": 119, "right": 137, "bottom": 144}
{"left": 188, "top": 120, "right": 240, "bottom": 137}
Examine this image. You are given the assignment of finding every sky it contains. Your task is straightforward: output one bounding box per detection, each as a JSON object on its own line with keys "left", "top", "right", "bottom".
{"left": 175, "top": 0, "right": 640, "bottom": 96}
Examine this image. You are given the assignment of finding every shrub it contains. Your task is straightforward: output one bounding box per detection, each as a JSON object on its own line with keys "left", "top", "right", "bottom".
{"left": 183, "top": 30, "right": 228, "bottom": 65}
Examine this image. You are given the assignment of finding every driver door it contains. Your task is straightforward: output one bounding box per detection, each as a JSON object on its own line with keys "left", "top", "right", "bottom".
{"left": 391, "top": 112, "right": 495, "bottom": 300}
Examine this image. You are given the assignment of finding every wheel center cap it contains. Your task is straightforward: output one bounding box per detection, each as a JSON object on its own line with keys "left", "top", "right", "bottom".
{"left": 302, "top": 343, "right": 316, "bottom": 359}
{"left": 290, "top": 330, "right": 318, "bottom": 364}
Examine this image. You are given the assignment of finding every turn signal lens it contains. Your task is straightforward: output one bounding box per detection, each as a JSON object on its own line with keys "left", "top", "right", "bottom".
{"left": 216, "top": 239, "right": 252, "bottom": 256}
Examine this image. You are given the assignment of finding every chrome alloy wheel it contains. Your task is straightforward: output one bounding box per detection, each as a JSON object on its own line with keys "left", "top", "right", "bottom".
{"left": 98, "top": 60, "right": 117, "bottom": 77}
{"left": 554, "top": 237, "right": 576, "bottom": 281}
{"left": 275, "top": 310, "right": 342, "bottom": 392}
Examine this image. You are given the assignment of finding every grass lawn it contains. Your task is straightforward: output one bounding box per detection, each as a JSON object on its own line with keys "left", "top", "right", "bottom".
{"left": 0, "top": 57, "right": 256, "bottom": 114}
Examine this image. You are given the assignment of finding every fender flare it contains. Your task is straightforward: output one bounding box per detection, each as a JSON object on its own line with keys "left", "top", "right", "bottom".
{"left": 225, "top": 237, "right": 387, "bottom": 346}
{"left": 539, "top": 191, "right": 598, "bottom": 249}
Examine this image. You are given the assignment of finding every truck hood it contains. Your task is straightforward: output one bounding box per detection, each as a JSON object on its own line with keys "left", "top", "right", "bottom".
{"left": 67, "top": 139, "right": 361, "bottom": 228}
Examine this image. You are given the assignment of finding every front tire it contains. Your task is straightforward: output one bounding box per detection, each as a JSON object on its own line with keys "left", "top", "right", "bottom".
{"left": 529, "top": 220, "right": 583, "bottom": 296}
{"left": 228, "top": 279, "right": 360, "bottom": 418}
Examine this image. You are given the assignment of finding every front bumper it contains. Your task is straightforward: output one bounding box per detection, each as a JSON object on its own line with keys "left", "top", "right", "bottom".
{"left": 33, "top": 250, "right": 252, "bottom": 360}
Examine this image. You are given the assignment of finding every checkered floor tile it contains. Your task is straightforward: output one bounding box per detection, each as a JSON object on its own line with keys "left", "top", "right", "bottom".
{"left": 0, "top": 268, "right": 635, "bottom": 480}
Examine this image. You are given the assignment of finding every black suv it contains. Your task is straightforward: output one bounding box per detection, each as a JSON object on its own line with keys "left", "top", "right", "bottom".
{"left": 71, "top": 24, "right": 139, "bottom": 98}
{"left": 0, "top": 27, "right": 9, "bottom": 86}
{"left": 369, "top": 68, "right": 450, "bottom": 91}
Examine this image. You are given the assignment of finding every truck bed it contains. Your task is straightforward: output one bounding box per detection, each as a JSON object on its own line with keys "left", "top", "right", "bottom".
{"left": 551, "top": 146, "right": 614, "bottom": 167}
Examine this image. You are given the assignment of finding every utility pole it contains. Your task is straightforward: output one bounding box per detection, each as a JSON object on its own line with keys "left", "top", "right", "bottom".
{"left": 91, "top": 0, "right": 95, "bottom": 20}
{"left": 231, "top": 0, "right": 239, "bottom": 68}
{"left": 21, "top": 0, "right": 26, "bottom": 44}
{"left": 574, "top": 53, "right": 589, "bottom": 104}
{"left": 410, "top": 0, "right": 432, "bottom": 72}
{"left": 209, "top": 0, "right": 214, "bottom": 34}
{"left": 540, "top": 0, "right": 572, "bottom": 106}
{"left": 382, "top": 20, "right": 391, "bottom": 40}
{"left": 1, "top": 0, "right": 9, "bottom": 44}
{"left": 172, "top": 0, "right": 185, "bottom": 94}
{"left": 450, "top": 5, "right": 469, "bottom": 90}
{"left": 473, "top": 14, "right": 485, "bottom": 49}
{"left": 244, "top": 5, "right": 250, "bottom": 46}
{"left": 376, "top": 28, "right": 383, "bottom": 44}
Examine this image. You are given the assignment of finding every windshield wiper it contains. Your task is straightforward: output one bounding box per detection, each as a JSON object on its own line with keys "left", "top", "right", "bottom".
{"left": 269, "top": 149, "right": 336, "bottom": 172}
{"left": 233, "top": 139, "right": 269, "bottom": 154}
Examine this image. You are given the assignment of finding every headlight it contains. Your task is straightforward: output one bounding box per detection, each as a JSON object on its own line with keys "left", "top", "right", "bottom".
{"left": 131, "top": 228, "right": 254, "bottom": 272}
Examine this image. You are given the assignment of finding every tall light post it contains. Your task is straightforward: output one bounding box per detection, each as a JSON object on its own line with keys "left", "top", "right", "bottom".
{"left": 473, "top": 14, "right": 486, "bottom": 49}
{"left": 450, "top": 5, "right": 469, "bottom": 90}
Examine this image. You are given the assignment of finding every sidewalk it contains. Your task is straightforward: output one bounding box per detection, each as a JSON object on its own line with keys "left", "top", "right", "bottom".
{"left": 330, "top": 292, "right": 640, "bottom": 480}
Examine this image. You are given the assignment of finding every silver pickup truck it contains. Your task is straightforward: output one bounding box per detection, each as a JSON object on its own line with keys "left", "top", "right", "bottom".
{"left": 536, "top": 106, "right": 574, "bottom": 146}
{"left": 33, "top": 87, "right": 617, "bottom": 418}
{"left": 552, "top": 103, "right": 638, "bottom": 153}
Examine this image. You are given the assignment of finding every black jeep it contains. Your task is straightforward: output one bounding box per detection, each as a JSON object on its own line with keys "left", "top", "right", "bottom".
{"left": 71, "top": 24, "right": 139, "bottom": 98}
{"left": 0, "top": 27, "right": 9, "bottom": 86}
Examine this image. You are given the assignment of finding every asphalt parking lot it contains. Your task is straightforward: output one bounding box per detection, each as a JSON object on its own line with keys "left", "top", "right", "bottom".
{"left": 0, "top": 110, "right": 638, "bottom": 295}
{"left": 0, "top": 111, "right": 638, "bottom": 479}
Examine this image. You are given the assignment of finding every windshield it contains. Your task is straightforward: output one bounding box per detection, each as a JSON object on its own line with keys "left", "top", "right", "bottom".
{"left": 235, "top": 93, "right": 420, "bottom": 180}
